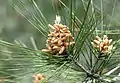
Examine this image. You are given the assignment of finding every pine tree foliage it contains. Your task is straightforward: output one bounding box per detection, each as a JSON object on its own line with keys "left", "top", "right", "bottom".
{"left": 0, "top": 0, "right": 120, "bottom": 83}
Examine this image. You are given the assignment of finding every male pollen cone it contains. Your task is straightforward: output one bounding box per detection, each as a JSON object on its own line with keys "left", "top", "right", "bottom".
{"left": 33, "top": 74, "right": 46, "bottom": 83}
{"left": 91, "top": 35, "right": 113, "bottom": 54}
{"left": 42, "top": 24, "right": 74, "bottom": 55}
{"left": 42, "top": 15, "right": 74, "bottom": 55}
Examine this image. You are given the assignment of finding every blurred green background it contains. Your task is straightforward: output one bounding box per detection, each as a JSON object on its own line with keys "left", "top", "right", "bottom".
{"left": 0, "top": 0, "right": 120, "bottom": 47}
{"left": 0, "top": 0, "right": 54, "bottom": 49}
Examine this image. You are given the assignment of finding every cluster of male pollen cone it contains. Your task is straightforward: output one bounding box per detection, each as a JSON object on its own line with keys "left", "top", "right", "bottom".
{"left": 33, "top": 74, "right": 46, "bottom": 83}
{"left": 42, "top": 15, "right": 75, "bottom": 55}
{"left": 91, "top": 35, "right": 113, "bottom": 54}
